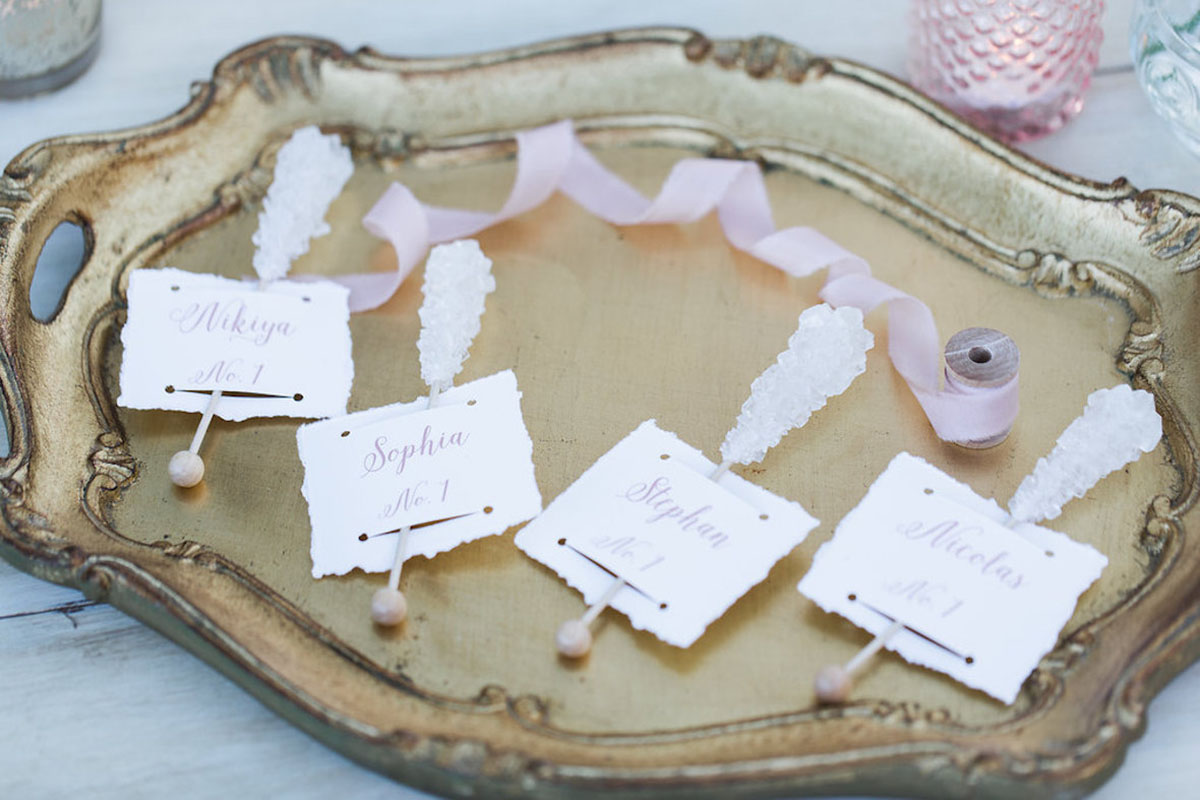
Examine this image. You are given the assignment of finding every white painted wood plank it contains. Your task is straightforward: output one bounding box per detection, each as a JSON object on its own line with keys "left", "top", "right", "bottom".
{"left": 0, "top": 559, "right": 90, "bottom": 618}
{"left": 0, "top": 599, "right": 420, "bottom": 799}
{"left": 1092, "top": 660, "right": 1200, "bottom": 799}
{"left": 1101, "top": 0, "right": 1137, "bottom": 68}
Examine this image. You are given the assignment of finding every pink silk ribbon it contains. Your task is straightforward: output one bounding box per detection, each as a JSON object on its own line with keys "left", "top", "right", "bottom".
{"left": 354, "top": 120, "right": 1017, "bottom": 444}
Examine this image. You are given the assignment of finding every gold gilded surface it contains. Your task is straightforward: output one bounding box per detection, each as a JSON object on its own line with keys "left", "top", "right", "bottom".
{"left": 1, "top": 31, "right": 1198, "bottom": 799}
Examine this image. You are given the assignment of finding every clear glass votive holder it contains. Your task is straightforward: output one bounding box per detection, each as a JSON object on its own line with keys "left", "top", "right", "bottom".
{"left": 1132, "top": 0, "right": 1200, "bottom": 157}
{"left": 908, "top": 0, "right": 1105, "bottom": 143}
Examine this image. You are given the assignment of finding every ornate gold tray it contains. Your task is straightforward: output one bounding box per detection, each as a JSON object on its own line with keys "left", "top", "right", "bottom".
{"left": 2, "top": 30, "right": 1198, "bottom": 799}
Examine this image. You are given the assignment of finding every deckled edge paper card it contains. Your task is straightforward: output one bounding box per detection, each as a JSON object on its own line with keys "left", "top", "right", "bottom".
{"left": 798, "top": 452, "right": 1108, "bottom": 703}
{"left": 516, "top": 419, "right": 818, "bottom": 648}
{"left": 118, "top": 267, "right": 353, "bottom": 421}
{"left": 299, "top": 369, "right": 542, "bottom": 578}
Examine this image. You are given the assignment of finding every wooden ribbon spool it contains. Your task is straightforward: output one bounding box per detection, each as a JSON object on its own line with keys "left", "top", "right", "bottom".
{"left": 943, "top": 327, "right": 1020, "bottom": 449}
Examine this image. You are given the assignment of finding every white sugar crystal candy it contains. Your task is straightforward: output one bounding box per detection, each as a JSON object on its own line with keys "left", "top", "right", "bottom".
{"left": 417, "top": 240, "right": 496, "bottom": 392}
{"left": 1008, "top": 385, "right": 1161, "bottom": 523}
{"left": 251, "top": 125, "right": 354, "bottom": 284}
{"left": 720, "top": 303, "right": 874, "bottom": 465}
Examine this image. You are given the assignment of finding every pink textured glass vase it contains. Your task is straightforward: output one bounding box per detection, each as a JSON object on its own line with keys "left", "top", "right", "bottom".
{"left": 908, "top": 0, "right": 1105, "bottom": 143}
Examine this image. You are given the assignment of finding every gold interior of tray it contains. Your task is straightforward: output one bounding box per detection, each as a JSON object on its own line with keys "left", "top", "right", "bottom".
{"left": 104, "top": 141, "right": 1173, "bottom": 734}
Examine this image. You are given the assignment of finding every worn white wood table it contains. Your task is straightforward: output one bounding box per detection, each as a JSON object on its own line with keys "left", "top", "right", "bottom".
{"left": 3, "top": 2, "right": 1199, "bottom": 797}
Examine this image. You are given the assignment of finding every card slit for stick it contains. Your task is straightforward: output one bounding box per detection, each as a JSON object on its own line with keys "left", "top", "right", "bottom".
{"left": 556, "top": 539, "right": 668, "bottom": 609}
{"left": 166, "top": 386, "right": 304, "bottom": 401}
{"left": 848, "top": 593, "right": 975, "bottom": 664}
{"left": 358, "top": 509, "right": 489, "bottom": 540}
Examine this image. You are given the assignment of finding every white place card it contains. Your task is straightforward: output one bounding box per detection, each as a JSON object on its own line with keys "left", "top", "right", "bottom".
{"left": 797, "top": 452, "right": 1108, "bottom": 704}
{"left": 515, "top": 420, "right": 818, "bottom": 648}
{"left": 117, "top": 267, "right": 353, "bottom": 421}
{"left": 298, "top": 369, "right": 542, "bottom": 578}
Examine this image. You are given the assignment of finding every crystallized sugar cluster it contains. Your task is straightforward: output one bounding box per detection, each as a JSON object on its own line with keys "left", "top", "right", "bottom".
{"left": 1008, "top": 385, "right": 1161, "bottom": 523}
{"left": 251, "top": 126, "right": 354, "bottom": 283}
{"left": 418, "top": 240, "right": 496, "bottom": 391}
{"left": 720, "top": 304, "right": 874, "bottom": 465}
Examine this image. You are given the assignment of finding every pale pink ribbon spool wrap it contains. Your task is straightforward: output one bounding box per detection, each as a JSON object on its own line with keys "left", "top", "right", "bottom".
{"left": 353, "top": 120, "right": 1018, "bottom": 444}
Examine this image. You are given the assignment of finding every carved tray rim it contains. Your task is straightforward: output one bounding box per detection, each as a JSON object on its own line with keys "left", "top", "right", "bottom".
{"left": 1, "top": 29, "right": 1199, "bottom": 799}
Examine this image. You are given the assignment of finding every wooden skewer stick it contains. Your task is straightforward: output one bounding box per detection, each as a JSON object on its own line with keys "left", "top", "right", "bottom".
{"left": 370, "top": 388, "right": 443, "bottom": 627}
{"left": 555, "top": 458, "right": 735, "bottom": 657}
{"left": 814, "top": 619, "right": 904, "bottom": 704}
{"left": 168, "top": 389, "right": 223, "bottom": 488}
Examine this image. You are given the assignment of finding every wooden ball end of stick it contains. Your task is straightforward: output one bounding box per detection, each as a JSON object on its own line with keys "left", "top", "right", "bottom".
{"left": 944, "top": 327, "right": 1020, "bottom": 449}
{"left": 814, "top": 664, "right": 853, "bottom": 705}
{"left": 168, "top": 450, "right": 205, "bottom": 488}
{"left": 371, "top": 587, "right": 407, "bottom": 626}
{"left": 556, "top": 619, "right": 593, "bottom": 658}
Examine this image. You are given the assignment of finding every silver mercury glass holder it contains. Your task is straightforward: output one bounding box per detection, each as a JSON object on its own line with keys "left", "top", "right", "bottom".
{"left": 0, "top": 0, "right": 102, "bottom": 99}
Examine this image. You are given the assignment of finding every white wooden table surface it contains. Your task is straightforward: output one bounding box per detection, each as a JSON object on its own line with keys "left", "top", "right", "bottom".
{"left": 3, "top": 2, "right": 1199, "bottom": 797}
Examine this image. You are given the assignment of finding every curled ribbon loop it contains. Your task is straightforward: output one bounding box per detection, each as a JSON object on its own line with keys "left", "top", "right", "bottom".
{"left": 352, "top": 120, "right": 1018, "bottom": 443}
